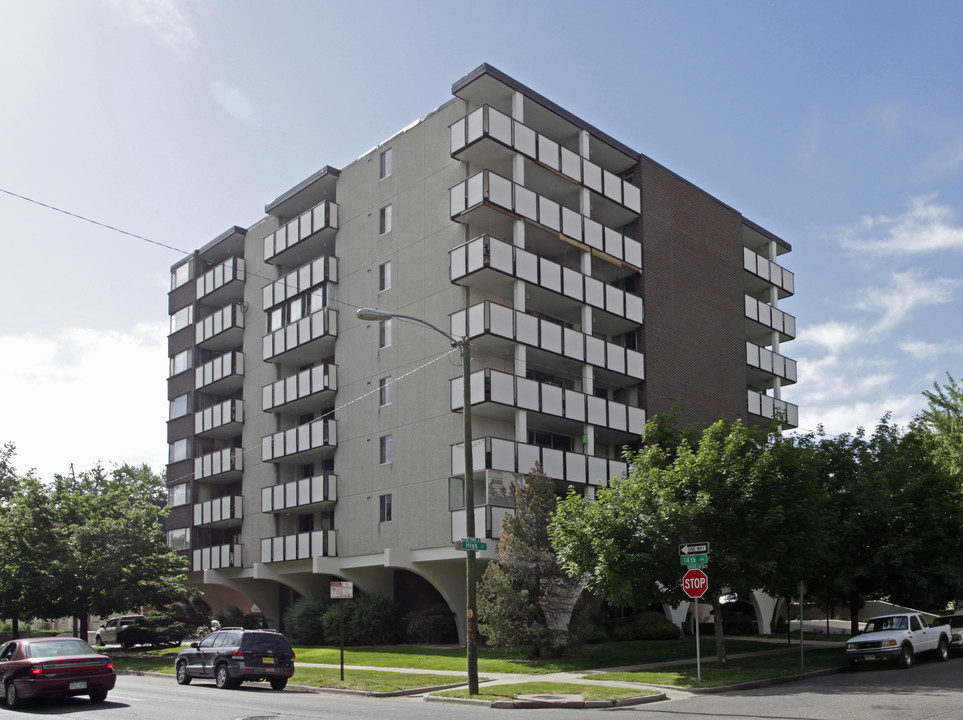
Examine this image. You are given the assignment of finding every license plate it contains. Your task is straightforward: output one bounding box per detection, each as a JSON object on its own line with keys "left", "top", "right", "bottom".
{"left": 262, "top": 657, "right": 274, "bottom": 664}
{"left": 69, "top": 681, "right": 88, "bottom": 690}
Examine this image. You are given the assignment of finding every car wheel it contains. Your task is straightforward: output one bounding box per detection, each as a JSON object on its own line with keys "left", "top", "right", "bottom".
{"left": 5, "top": 682, "right": 23, "bottom": 710}
{"left": 176, "top": 661, "right": 192, "bottom": 685}
{"left": 938, "top": 637, "right": 950, "bottom": 662}
{"left": 89, "top": 689, "right": 108, "bottom": 703}
{"left": 848, "top": 657, "right": 859, "bottom": 669}
{"left": 215, "top": 664, "right": 236, "bottom": 689}
{"left": 897, "top": 644, "right": 914, "bottom": 669}
{"left": 269, "top": 678, "right": 287, "bottom": 691}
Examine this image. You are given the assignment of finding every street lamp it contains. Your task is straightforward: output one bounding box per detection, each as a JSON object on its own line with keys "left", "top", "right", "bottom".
{"left": 355, "top": 307, "right": 479, "bottom": 695}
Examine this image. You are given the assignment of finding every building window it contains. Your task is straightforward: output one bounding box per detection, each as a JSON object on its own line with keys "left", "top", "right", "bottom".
{"left": 379, "top": 434, "right": 392, "bottom": 464}
{"left": 379, "top": 376, "right": 392, "bottom": 406}
{"left": 379, "top": 148, "right": 392, "bottom": 179}
{"left": 169, "top": 349, "right": 191, "bottom": 377}
{"left": 167, "top": 527, "right": 191, "bottom": 551}
{"left": 379, "top": 204, "right": 392, "bottom": 234}
{"left": 171, "top": 260, "right": 192, "bottom": 290}
{"left": 170, "top": 305, "right": 193, "bottom": 334}
{"left": 168, "top": 483, "right": 191, "bottom": 507}
{"left": 169, "top": 394, "right": 190, "bottom": 420}
{"left": 379, "top": 493, "right": 392, "bottom": 522}
{"left": 379, "top": 319, "right": 392, "bottom": 348}
{"left": 169, "top": 438, "right": 190, "bottom": 463}
{"left": 379, "top": 261, "right": 391, "bottom": 292}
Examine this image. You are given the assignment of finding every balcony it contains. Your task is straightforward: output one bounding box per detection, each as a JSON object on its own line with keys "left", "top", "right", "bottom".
{"left": 450, "top": 235, "right": 642, "bottom": 337}
{"left": 452, "top": 368, "right": 645, "bottom": 442}
{"left": 197, "top": 257, "right": 245, "bottom": 306}
{"left": 451, "top": 301, "right": 644, "bottom": 387}
{"left": 450, "top": 105, "right": 640, "bottom": 228}
{"left": 196, "top": 304, "right": 244, "bottom": 352}
{"left": 262, "top": 364, "right": 337, "bottom": 415}
{"left": 261, "top": 473, "right": 337, "bottom": 513}
{"left": 194, "top": 448, "right": 243, "bottom": 484}
{"left": 451, "top": 436, "right": 628, "bottom": 488}
{"left": 193, "top": 496, "right": 243, "bottom": 528}
{"left": 261, "top": 419, "right": 337, "bottom": 464}
{"left": 195, "top": 351, "right": 244, "bottom": 395}
{"left": 745, "top": 296, "right": 796, "bottom": 344}
{"left": 263, "top": 200, "right": 338, "bottom": 268}
{"left": 747, "top": 342, "right": 797, "bottom": 386}
{"left": 194, "top": 399, "right": 243, "bottom": 439}
{"left": 192, "top": 543, "right": 242, "bottom": 572}
{"left": 262, "top": 307, "right": 337, "bottom": 366}
{"left": 450, "top": 170, "right": 642, "bottom": 270}
{"left": 744, "top": 248, "right": 794, "bottom": 299}
{"left": 260, "top": 530, "right": 337, "bottom": 563}
{"left": 262, "top": 255, "right": 338, "bottom": 311}
{"left": 747, "top": 391, "right": 799, "bottom": 428}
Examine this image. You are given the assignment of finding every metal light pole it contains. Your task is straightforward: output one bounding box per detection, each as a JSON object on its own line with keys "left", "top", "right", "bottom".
{"left": 356, "top": 308, "right": 479, "bottom": 695}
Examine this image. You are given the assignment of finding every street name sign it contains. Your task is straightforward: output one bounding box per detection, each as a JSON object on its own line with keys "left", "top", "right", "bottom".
{"left": 682, "top": 569, "right": 708, "bottom": 599}
{"left": 679, "top": 542, "right": 709, "bottom": 555}
{"left": 680, "top": 554, "right": 709, "bottom": 567}
{"left": 458, "top": 537, "right": 488, "bottom": 551}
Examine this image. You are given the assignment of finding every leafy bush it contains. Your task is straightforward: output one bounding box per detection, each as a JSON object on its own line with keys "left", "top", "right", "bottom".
{"left": 117, "top": 611, "right": 191, "bottom": 648}
{"left": 321, "top": 594, "right": 401, "bottom": 645}
{"left": 215, "top": 605, "right": 264, "bottom": 629}
{"left": 610, "top": 611, "right": 681, "bottom": 641}
{"left": 283, "top": 595, "right": 330, "bottom": 645}
{"left": 403, "top": 603, "right": 457, "bottom": 644}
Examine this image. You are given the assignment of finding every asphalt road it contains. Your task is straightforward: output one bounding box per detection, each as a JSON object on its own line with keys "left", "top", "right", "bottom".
{"left": 11, "top": 659, "right": 963, "bottom": 719}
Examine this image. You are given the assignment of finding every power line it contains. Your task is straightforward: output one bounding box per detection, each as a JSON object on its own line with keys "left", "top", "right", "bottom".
{"left": 0, "top": 187, "right": 191, "bottom": 255}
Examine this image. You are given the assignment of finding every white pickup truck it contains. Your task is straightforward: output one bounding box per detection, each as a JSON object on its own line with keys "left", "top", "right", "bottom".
{"left": 845, "top": 613, "right": 951, "bottom": 669}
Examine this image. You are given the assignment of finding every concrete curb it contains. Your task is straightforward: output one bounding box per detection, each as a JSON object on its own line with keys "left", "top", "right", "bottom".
{"left": 426, "top": 691, "right": 668, "bottom": 709}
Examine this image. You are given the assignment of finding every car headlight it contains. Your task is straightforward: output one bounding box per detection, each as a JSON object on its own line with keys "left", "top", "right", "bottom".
{"left": 846, "top": 643, "right": 855, "bottom": 650}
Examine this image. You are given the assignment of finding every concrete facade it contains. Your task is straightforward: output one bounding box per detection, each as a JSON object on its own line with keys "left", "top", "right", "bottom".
{"left": 165, "top": 64, "right": 797, "bottom": 635}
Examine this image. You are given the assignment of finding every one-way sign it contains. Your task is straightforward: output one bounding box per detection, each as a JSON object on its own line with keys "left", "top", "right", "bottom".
{"left": 679, "top": 542, "right": 710, "bottom": 555}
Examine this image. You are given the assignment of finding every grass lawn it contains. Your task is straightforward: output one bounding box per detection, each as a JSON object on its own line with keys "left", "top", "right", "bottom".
{"left": 584, "top": 648, "right": 848, "bottom": 688}
{"left": 434, "top": 681, "right": 660, "bottom": 702}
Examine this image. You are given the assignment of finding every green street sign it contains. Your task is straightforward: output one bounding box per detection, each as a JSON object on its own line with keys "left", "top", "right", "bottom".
{"left": 458, "top": 538, "right": 488, "bottom": 551}
{"left": 680, "top": 554, "right": 708, "bottom": 566}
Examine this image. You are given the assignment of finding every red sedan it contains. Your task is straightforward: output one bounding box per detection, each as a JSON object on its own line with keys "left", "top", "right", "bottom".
{"left": 0, "top": 636, "right": 116, "bottom": 709}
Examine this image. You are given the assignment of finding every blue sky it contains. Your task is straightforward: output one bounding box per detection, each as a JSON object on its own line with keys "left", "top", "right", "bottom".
{"left": 1, "top": 0, "right": 960, "bottom": 481}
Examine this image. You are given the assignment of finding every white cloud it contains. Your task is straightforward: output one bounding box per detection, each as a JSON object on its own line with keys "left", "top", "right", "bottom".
{"left": 839, "top": 194, "right": 963, "bottom": 254}
{"left": 854, "top": 269, "right": 959, "bottom": 335}
{"left": 899, "top": 339, "right": 963, "bottom": 360}
{"left": 211, "top": 80, "right": 263, "bottom": 128}
{"left": 106, "top": 0, "right": 200, "bottom": 53}
{"left": 0, "top": 324, "right": 169, "bottom": 482}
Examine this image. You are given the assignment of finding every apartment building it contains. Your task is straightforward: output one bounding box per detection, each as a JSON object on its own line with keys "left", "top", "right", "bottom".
{"left": 165, "top": 64, "right": 797, "bottom": 634}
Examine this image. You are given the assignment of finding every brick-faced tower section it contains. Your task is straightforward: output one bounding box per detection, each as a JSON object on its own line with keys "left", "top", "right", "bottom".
{"left": 635, "top": 156, "right": 748, "bottom": 428}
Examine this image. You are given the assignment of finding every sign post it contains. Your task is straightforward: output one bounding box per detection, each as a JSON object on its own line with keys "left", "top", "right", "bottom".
{"left": 683, "top": 568, "right": 708, "bottom": 683}
{"left": 330, "top": 581, "right": 354, "bottom": 680}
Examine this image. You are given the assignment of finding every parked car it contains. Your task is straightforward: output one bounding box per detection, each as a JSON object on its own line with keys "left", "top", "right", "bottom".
{"left": 95, "top": 614, "right": 146, "bottom": 646}
{"left": 845, "top": 613, "right": 951, "bottom": 669}
{"left": 174, "top": 628, "right": 294, "bottom": 690}
{"left": 0, "top": 636, "right": 116, "bottom": 709}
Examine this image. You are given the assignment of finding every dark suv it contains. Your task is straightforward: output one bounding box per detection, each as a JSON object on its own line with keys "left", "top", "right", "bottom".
{"left": 174, "top": 628, "right": 295, "bottom": 690}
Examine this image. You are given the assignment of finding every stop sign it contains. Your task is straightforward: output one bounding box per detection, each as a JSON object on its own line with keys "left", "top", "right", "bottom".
{"left": 682, "top": 568, "right": 708, "bottom": 599}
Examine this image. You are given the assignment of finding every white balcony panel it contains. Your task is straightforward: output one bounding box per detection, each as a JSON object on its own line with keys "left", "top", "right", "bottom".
{"left": 450, "top": 182, "right": 466, "bottom": 216}
{"left": 538, "top": 135, "right": 560, "bottom": 170}
{"left": 490, "top": 303, "right": 514, "bottom": 336}
{"left": 515, "top": 248, "right": 538, "bottom": 283}
{"left": 515, "top": 185, "right": 538, "bottom": 221}
{"left": 587, "top": 456, "right": 608, "bottom": 485}
{"left": 470, "top": 369, "right": 485, "bottom": 405}
{"left": 542, "top": 448, "right": 564, "bottom": 478}
{"left": 489, "top": 237, "right": 514, "bottom": 273}
{"left": 608, "top": 401, "right": 627, "bottom": 431}
{"left": 489, "top": 173, "right": 513, "bottom": 209}
{"left": 587, "top": 396, "right": 607, "bottom": 426}
{"left": 561, "top": 146, "right": 581, "bottom": 180}
{"left": 514, "top": 121, "right": 537, "bottom": 158}
{"left": 583, "top": 161, "right": 602, "bottom": 193}
{"left": 540, "top": 258, "right": 562, "bottom": 293}
{"left": 747, "top": 343, "right": 759, "bottom": 366}
{"left": 516, "top": 312, "right": 538, "bottom": 344}
{"left": 562, "top": 268, "right": 583, "bottom": 301}
{"left": 786, "top": 358, "right": 798, "bottom": 382}
{"left": 785, "top": 314, "right": 796, "bottom": 337}
{"left": 586, "top": 336, "right": 606, "bottom": 367}
{"left": 516, "top": 377, "right": 540, "bottom": 411}
{"left": 540, "top": 321, "right": 562, "bottom": 354}
{"left": 541, "top": 385, "right": 564, "bottom": 416}
{"left": 538, "top": 196, "right": 561, "bottom": 231}
{"left": 584, "top": 276, "right": 605, "bottom": 309}
{"left": 604, "top": 227, "right": 623, "bottom": 258}
{"left": 517, "top": 443, "right": 540, "bottom": 476}
{"left": 467, "top": 172, "right": 485, "bottom": 208}
{"left": 583, "top": 218, "right": 604, "bottom": 251}
{"left": 605, "top": 285, "right": 624, "bottom": 316}
{"left": 491, "top": 371, "right": 515, "bottom": 405}
{"left": 491, "top": 438, "right": 517, "bottom": 472}
{"left": 561, "top": 207, "right": 582, "bottom": 242}
{"left": 745, "top": 295, "right": 757, "bottom": 321}
{"left": 603, "top": 169, "right": 622, "bottom": 203}
{"left": 624, "top": 239, "right": 642, "bottom": 269}
{"left": 610, "top": 460, "right": 628, "bottom": 480}
{"left": 466, "top": 238, "right": 485, "bottom": 273}
{"left": 623, "top": 184, "right": 641, "bottom": 213}
{"left": 466, "top": 106, "right": 484, "bottom": 143}
{"left": 489, "top": 106, "right": 512, "bottom": 144}
{"left": 625, "top": 293, "right": 644, "bottom": 323}
{"left": 626, "top": 349, "right": 645, "bottom": 379}
{"left": 628, "top": 406, "right": 646, "bottom": 435}
{"left": 468, "top": 302, "right": 486, "bottom": 336}
{"left": 566, "top": 453, "right": 587, "bottom": 484}
{"left": 563, "top": 328, "right": 584, "bottom": 361}
{"left": 564, "top": 389, "right": 585, "bottom": 422}
{"left": 606, "top": 342, "right": 625, "bottom": 374}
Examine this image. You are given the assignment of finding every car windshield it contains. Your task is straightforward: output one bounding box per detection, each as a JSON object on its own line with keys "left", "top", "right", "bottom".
{"left": 241, "top": 634, "right": 292, "bottom": 653}
{"left": 864, "top": 616, "right": 907, "bottom": 633}
{"left": 25, "top": 640, "right": 96, "bottom": 658}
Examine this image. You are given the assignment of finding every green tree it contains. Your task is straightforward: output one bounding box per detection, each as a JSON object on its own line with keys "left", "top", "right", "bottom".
{"left": 552, "top": 417, "right": 827, "bottom": 665}
{"left": 477, "top": 464, "right": 581, "bottom": 656}
{"left": 45, "top": 463, "right": 189, "bottom": 634}
{"left": 921, "top": 373, "right": 963, "bottom": 479}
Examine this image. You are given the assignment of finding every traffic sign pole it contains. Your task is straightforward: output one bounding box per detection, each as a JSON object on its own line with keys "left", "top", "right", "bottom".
{"left": 695, "top": 597, "right": 701, "bottom": 683}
